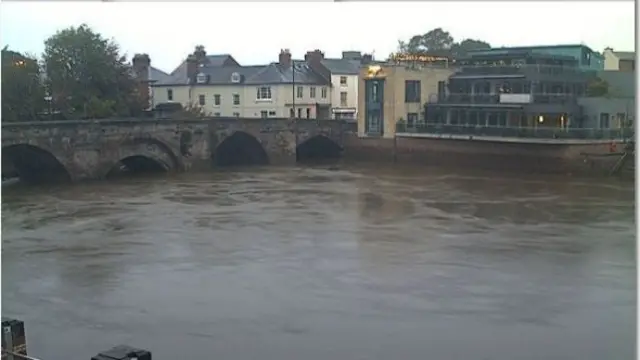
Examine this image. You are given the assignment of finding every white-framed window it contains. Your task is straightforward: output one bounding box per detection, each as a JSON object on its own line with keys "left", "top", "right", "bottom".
{"left": 340, "top": 92, "right": 348, "bottom": 107}
{"left": 310, "top": 87, "right": 316, "bottom": 98}
{"left": 296, "top": 86, "right": 303, "bottom": 98}
{"left": 257, "top": 86, "right": 272, "bottom": 100}
{"left": 198, "top": 94, "right": 205, "bottom": 106}
{"left": 268, "top": 110, "right": 277, "bottom": 117}
{"left": 167, "top": 89, "right": 173, "bottom": 101}
{"left": 260, "top": 110, "right": 269, "bottom": 118}
{"left": 321, "top": 87, "right": 327, "bottom": 98}
{"left": 214, "top": 94, "right": 221, "bottom": 106}
{"left": 233, "top": 94, "right": 240, "bottom": 105}
{"left": 340, "top": 76, "right": 347, "bottom": 85}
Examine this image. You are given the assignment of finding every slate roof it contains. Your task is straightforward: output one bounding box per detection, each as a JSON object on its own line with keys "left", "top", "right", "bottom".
{"left": 149, "top": 66, "right": 171, "bottom": 83}
{"left": 154, "top": 59, "right": 330, "bottom": 86}
{"left": 168, "top": 54, "right": 240, "bottom": 80}
{"left": 320, "top": 58, "right": 361, "bottom": 75}
{"left": 613, "top": 51, "right": 635, "bottom": 61}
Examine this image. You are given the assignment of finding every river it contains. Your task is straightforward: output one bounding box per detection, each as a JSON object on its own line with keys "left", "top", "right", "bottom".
{"left": 1, "top": 164, "right": 636, "bottom": 360}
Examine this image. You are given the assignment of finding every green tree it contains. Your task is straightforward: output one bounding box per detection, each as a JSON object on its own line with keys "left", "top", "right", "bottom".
{"left": 42, "top": 24, "right": 145, "bottom": 119}
{"left": 1, "top": 47, "right": 46, "bottom": 122}
{"left": 586, "top": 77, "right": 609, "bottom": 97}
{"left": 395, "top": 28, "right": 491, "bottom": 59}
{"left": 450, "top": 39, "right": 491, "bottom": 59}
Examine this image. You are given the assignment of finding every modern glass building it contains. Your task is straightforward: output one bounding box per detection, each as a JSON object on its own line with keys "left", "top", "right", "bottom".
{"left": 465, "top": 44, "right": 604, "bottom": 71}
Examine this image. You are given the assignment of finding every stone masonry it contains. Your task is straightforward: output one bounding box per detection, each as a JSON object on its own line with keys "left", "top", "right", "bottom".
{"left": 1, "top": 117, "right": 345, "bottom": 182}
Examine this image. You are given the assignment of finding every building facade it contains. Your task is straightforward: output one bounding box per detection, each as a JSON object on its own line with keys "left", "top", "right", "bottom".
{"left": 320, "top": 51, "right": 366, "bottom": 121}
{"left": 357, "top": 62, "right": 454, "bottom": 139}
{"left": 466, "top": 44, "right": 604, "bottom": 71}
{"left": 603, "top": 48, "right": 636, "bottom": 72}
{"left": 150, "top": 47, "right": 332, "bottom": 119}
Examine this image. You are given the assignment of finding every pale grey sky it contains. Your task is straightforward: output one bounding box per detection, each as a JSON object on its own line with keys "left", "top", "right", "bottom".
{"left": 0, "top": 1, "right": 635, "bottom": 73}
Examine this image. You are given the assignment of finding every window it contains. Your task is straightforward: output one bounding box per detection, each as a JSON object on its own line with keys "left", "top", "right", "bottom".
{"left": 167, "top": 89, "right": 174, "bottom": 101}
{"left": 233, "top": 94, "right": 240, "bottom": 105}
{"left": 260, "top": 110, "right": 269, "bottom": 118}
{"left": 198, "top": 94, "right": 205, "bottom": 106}
{"left": 340, "top": 76, "right": 347, "bottom": 85}
{"left": 268, "top": 110, "right": 276, "bottom": 117}
{"left": 405, "top": 80, "right": 421, "bottom": 103}
{"left": 297, "top": 108, "right": 302, "bottom": 118}
{"left": 340, "top": 92, "right": 348, "bottom": 107}
{"left": 214, "top": 94, "right": 221, "bottom": 106}
{"left": 599, "top": 113, "right": 610, "bottom": 129}
{"left": 366, "top": 110, "right": 381, "bottom": 134}
{"left": 321, "top": 87, "right": 327, "bottom": 98}
{"left": 310, "top": 87, "right": 316, "bottom": 98}
{"left": 290, "top": 108, "right": 295, "bottom": 118}
{"left": 257, "top": 86, "right": 272, "bottom": 100}
{"left": 297, "top": 86, "right": 303, "bottom": 98}
{"left": 233, "top": 112, "right": 240, "bottom": 118}
{"left": 368, "top": 81, "right": 381, "bottom": 103}
{"left": 213, "top": 112, "right": 221, "bottom": 117}
{"left": 306, "top": 108, "right": 310, "bottom": 119}
{"left": 407, "top": 112, "right": 418, "bottom": 127}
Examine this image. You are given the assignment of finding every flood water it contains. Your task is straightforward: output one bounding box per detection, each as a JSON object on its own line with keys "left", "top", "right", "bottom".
{"left": 1, "top": 164, "right": 636, "bottom": 360}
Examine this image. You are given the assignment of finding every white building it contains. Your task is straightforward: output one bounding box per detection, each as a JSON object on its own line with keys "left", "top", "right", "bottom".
{"left": 149, "top": 47, "right": 332, "bottom": 119}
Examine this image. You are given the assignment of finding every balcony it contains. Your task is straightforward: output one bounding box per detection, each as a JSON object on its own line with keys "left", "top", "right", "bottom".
{"left": 457, "top": 64, "right": 584, "bottom": 77}
{"left": 395, "top": 122, "right": 633, "bottom": 141}
{"left": 431, "top": 93, "right": 578, "bottom": 105}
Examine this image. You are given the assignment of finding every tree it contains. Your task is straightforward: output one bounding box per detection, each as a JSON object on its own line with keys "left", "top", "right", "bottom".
{"left": 395, "top": 28, "right": 491, "bottom": 59}
{"left": 401, "top": 28, "right": 455, "bottom": 55}
{"left": 1, "top": 47, "right": 46, "bottom": 122}
{"left": 451, "top": 39, "right": 491, "bottom": 59}
{"left": 586, "top": 77, "right": 609, "bottom": 97}
{"left": 42, "top": 24, "right": 145, "bottom": 119}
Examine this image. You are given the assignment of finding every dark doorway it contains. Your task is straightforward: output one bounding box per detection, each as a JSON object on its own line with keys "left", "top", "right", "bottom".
{"left": 106, "top": 155, "right": 168, "bottom": 179}
{"left": 2, "top": 144, "right": 71, "bottom": 184}
{"left": 296, "top": 135, "right": 343, "bottom": 163}
{"left": 213, "top": 132, "right": 269, "bottom": 167}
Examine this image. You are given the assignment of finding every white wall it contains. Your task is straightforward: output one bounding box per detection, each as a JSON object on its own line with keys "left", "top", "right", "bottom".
{"left": 152, "top": 84, "right": 332, "bottom": 118}
{"left": 603, "top": 49, "right": 620, "bottom": 70}
{"left": 330, "top": 74, "right": 359, "bottom": 116}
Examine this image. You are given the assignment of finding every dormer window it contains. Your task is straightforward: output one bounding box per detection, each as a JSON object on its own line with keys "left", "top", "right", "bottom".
{"left": 196, "top": 73, "right": 208, "bottom": 84}
{"left": 230, "top": 72, "right": 241, "bottom": 83}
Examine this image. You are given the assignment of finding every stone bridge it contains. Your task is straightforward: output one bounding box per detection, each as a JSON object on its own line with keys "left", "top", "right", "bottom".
{"left": 1, "top": 117, "right": 346, "bottom": 182}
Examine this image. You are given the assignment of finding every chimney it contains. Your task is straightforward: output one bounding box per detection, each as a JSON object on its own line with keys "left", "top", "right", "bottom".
{"left": 186, "top": 54, "right": 198, "bottom": 82}
{"left": 361, "top": 54, "right": 373, "bottom": 65}
{"left": 342, "top": 51, "right": 362, "bottom": 60}
{"left": 303, "top": 49, "right": 331, "bottom": 85}
{"left": 132, "top": 53, "right": 151, "bottom": 110}
{"left": 279, "top": 49, "right": 292, "bottom": 68}
{"left": 193, "top": 45, "right": 207, "bottom": 64}
{"left": 304, "top": 49, "right": 324, "bottom": 65}
{"left": 132, "top": 53, "right": 150, "bottom": 81}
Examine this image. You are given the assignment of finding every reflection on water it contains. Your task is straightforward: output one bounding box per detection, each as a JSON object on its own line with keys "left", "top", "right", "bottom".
{"left": 1, "top": 164, "right": 636, "bottom": 360}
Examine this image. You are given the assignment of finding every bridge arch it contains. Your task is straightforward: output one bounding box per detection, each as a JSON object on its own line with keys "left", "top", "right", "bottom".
{"left": 296, "top": 134, "right": 343, "bottom": 162}
{"left": 214, "top": 131, "right": 269, "bottom": 166}
{"left": 2, "top": 143, "right": 71, "bottom": 184}
{"left": 102, "top": 138, "right": 181, "bottom": 178}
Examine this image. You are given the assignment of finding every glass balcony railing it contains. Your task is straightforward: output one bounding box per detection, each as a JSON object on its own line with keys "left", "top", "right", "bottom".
{"left": 457, "top": 64, "right": 584, "bottom": 76}
{"left": 395, "top": 122, "right": 633, "bottom": 141}
{"left": 432, "top": 93, "right": 578, "bottom": 105}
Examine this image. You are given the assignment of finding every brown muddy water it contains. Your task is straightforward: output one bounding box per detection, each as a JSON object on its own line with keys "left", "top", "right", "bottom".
{"left": 1, "top": 164, "right": 636, "bottom": 360}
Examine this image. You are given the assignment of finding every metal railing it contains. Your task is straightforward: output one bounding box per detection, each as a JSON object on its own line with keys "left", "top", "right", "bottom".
{"left": 395, "top": 123, "right": 633, "bottom": 140}
{"left": 431, "top": 93, "right": 578, "bottom": 105}
{"left": 457, "top": 64, "right": 585, "bottom": 76}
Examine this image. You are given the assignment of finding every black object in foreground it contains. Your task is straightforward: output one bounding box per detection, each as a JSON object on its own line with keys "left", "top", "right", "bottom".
{"left": 2, "top": 317, "right": 28, "bottom": 360}
{"left": 91, "top": 345, "right": 152, "bottom": 360}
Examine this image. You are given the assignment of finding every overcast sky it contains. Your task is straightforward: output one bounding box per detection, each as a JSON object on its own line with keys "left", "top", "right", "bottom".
{"left": 0, "top": 1, "right": 635, "bottom": 73}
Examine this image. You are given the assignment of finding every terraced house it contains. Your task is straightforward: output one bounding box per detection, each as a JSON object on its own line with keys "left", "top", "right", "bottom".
{"left": 145, "top": 46, "right": 367, "bottom": 119}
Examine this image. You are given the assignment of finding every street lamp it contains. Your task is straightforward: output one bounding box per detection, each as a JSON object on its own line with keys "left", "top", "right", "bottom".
{"left": 44, "top": 93, "right": 53, "bottom": 121}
